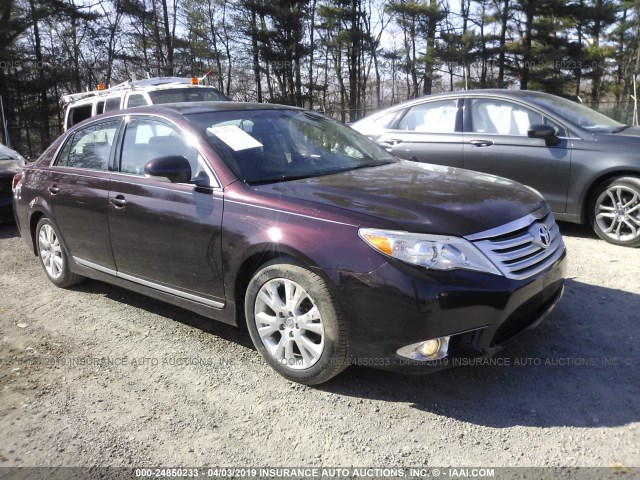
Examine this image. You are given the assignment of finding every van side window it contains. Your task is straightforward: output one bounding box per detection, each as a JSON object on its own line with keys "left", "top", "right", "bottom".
{"left": 68, "top": 104, "right": 92, "bottom": 128}
{"left": 104, "top": 96, "right": 122, "bottom": 112}
{"left": 127, "top": 94, "right": 149, "bottom": 108}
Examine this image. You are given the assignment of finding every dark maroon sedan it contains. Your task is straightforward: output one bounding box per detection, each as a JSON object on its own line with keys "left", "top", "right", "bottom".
{"left": 12, "top": 102, "right": 566, "bottom": 385}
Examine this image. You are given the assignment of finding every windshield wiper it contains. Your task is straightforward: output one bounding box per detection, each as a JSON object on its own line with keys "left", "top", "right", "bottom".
{"left": 249, "top": 174, "right": 320, "bottom": 185}
{"left": 248, "top": 160, "right": 393, "bottom": 185}
{"left": 611, "top": 125, "right": 630, "bottom": 133}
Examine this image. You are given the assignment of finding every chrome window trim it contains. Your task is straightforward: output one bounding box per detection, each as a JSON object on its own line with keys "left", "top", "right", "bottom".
{"left": 461, "top": 131, "right": 581, "bottom": 141}
{"left": 45, "top": 165, "right": 223, "bottom": 193}
{"left": 73, "top": 256, "right": 225, "bottom": 309}
{"left": 108, "top": 173, "right": 223, "bottom": 194}
{"left": 44, "top": 167, "right": 111, "bottom": 180}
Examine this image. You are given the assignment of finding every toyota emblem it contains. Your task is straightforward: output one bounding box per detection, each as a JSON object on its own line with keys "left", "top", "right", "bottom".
{"left": 538, "top": 225, "right": 551, "bottom": 248}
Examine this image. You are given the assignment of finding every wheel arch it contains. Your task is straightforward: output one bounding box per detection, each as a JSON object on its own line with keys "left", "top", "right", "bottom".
{"left": 232, "top": 244, "right": 323, "bottom": 330}
{"left": 28, "top": 210, "right": 47, "bottom": 256}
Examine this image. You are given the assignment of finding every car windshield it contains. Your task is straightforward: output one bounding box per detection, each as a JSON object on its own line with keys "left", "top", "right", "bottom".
{"left": 0, "top": 144, "right": 25, "bottom": 163}
{"left": 527, "top": 94, "right": 624, "bottom": 133}
{"left": 187, "top": 109, "right": 395, "bottom": 184}
{"left": 148, "top": 87, "right": 229, "bottom": 104}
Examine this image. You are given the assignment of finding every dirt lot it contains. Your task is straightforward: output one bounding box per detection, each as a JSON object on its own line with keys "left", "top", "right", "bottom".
{"left": 0, "top": 220, "right": 638, "bottom": 469}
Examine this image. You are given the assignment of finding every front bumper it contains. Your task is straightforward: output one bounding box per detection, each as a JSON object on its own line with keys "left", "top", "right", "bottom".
{"left": 327, "top": 247, "right": 567, "bottom": 373}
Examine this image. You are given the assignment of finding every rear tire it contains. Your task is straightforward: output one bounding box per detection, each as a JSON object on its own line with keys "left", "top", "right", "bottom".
{"left": 589, "top": 176, "right": 640, "bottom": 247}
{"left": 36, "top": 217, "right": 85, "bottom": 288}
{"left": 245, "top": 257, "right": 349, "bottom": 385}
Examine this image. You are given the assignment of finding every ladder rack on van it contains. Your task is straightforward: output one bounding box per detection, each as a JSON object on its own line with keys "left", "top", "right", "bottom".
{"left": 60, "top": 77, "right": 200, "bottom": 106}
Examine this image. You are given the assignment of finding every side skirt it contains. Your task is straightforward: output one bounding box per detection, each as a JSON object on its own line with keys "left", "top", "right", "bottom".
{"left": 68, "top": 256, "right": 237, "bottom": 326}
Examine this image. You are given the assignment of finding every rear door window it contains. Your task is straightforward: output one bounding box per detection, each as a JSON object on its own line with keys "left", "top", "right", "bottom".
{"left": 55, "top": 119, "right": 120, "bottom": 170}
{"left": 396, "top": 99, "right": 459, "bottom": 133}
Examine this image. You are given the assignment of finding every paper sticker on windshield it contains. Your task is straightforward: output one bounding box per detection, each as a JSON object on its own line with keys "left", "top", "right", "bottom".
{"left": 206, "top": 125, "right": 263, "bottom": 151}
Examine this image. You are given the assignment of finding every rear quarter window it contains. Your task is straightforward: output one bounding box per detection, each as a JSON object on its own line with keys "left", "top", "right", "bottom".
{"left": 54, "top": 120, "right": 120, "bottom": 170}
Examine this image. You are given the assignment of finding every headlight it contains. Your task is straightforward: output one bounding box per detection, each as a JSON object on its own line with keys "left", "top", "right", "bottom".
{"left": 359, "top": 228, "right": 502, "bottom": 275}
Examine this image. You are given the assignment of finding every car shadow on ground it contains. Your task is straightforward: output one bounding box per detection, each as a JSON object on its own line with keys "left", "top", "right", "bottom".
{"left": 0, "top": 221, "right": 19, "bottom": 239}
{"left": 75, "top": 272, "right": 639, "bottom": 429}
{"left": 320, "top": 278, "right": 639, "bottom": 429}
{"left": 558, "top": 221, "right": 599, "bottom": 240}
{"left": 73, "top": 280, "right": 255, "bottom": 350}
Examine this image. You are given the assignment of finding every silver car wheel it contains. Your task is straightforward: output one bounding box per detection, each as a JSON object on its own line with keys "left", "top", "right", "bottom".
{"left": 254, "top": 278, "right": 325, "bottom": 370}
{"left": 595, "top": 185, "right": 640, "bottom": 242}
{"left": 38, "top": 224, "right": 63, "bottom": 279}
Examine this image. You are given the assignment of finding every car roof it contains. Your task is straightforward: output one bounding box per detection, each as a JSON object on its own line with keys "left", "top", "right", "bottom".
{"left": 378, "top": 88, "right": 564, "bottom": 109}
{"left": 63, "top": 101, "right": 305, "bottom": 133}
{"left": 399, "top": 88, "right": 557, "bottom": 100}
{"left": 352, "top": 88, "right": 568, "bottom": 123}
{"left": 149, "top": 101, "right": 302, "bottom": 115}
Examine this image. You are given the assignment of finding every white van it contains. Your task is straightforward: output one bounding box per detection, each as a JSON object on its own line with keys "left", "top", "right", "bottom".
{"left": 62, "top": 77, "right": 230, "bottom": 131}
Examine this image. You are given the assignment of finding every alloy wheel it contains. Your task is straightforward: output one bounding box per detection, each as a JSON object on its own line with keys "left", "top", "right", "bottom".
{"left": 595, "top": 185, "right": 640, "bottom": 242}
{"left": 254, "top": 278, "right": 325, "bottom": 370}
{"left": 38, "top": 224, "right": 63, "bottom": 279}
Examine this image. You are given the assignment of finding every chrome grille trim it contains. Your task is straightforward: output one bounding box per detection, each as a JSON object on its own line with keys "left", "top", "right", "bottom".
{"left": 466, "top": 211, "right": 565, "bottom": 281}
{"left": 465, "top": 206, "right": 548, "bottom": 241}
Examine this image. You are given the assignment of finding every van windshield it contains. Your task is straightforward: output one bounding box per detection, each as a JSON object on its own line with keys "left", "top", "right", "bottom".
{"left": 148, "top": 87, "right": 229, "bottom": 104}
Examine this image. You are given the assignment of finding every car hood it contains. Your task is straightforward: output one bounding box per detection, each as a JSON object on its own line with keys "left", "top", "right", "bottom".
{"left": 594, "top": 126, "right": 640, "bottom": 142}
{"left": 0, "top": 158, "right": 25, "bottom": 176}
{"left": 254, "top": 160, "right": 547, "bottom": 237}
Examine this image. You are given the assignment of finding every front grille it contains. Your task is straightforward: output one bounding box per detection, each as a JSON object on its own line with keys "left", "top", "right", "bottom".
{"left": 467, "top": 208, "right": 565, "bottom": 280}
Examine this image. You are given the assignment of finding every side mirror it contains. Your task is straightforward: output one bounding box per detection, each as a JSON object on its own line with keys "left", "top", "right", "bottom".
{"left": 527, "top": 124, "right": 560, "bottom": 145}
{"left": 192, "top": 170, "right": 212, "bottom": 190}
{"left": 144, "top": 155, "right": 192, "bottom": 183}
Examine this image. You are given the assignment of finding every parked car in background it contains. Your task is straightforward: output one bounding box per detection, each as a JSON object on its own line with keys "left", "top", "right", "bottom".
{"left": 1, "top": 144, "right": 26, "bottom": 222}
{"left": 13, "top": 102, "right": 565, "bottom": 385}
{"left": 352, "top": 89, "right": 640, "bottom": 247}
{"left": 62, "top": 76, "right": 230, "bottom": 131}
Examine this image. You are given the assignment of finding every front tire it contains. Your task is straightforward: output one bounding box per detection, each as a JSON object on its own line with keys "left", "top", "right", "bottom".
{"left": 590, "top": 177, "right": 640, "bottom": 247}
{"left": 245, "top": 258, "right": 349, "bottom": 385}
{"left": 36, "top": 217, "right": 84, "bottom": 288}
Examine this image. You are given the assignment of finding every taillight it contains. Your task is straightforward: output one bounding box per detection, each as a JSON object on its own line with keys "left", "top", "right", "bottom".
{"left": 11, "top": 172, "right": 23, "bottom": 192}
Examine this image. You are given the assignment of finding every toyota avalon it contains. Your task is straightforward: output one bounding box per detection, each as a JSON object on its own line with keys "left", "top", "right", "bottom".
{"left": 13, "top": 103, "right": 566, "bottom": 384}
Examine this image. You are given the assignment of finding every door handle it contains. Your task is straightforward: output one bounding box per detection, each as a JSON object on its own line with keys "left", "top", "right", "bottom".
{"left": 469, "top": 139, "right": 494, "bottom": 147}
{"left": 48, "top": 185, "right": 60, "bottom": 194}
{"left": 109, "top": 195, "right": 127, "bottom": 208}
{"left": 380, "top": 138, "right": 403, "bottom": 146}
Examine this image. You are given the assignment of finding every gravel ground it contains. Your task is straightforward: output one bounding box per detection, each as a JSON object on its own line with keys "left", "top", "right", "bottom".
{"left": 0, "top": 220, "right": 638, "bottom": 469}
